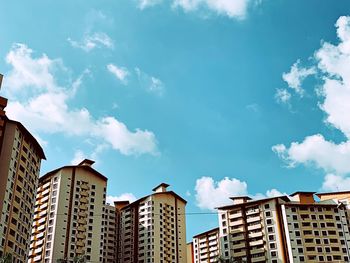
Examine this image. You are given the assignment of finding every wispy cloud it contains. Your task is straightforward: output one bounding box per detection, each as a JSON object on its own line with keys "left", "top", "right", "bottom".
{"left": 107, "top": 64, "right": 130, "bottom": 84}
{"left": 3, "top": 43, "right": 159, "bottom": 157}
{"left": 282, "top": 60, "right": 316, "bottom": 97}
{"left": 275, "top": 88, "right": 291, "bottom": 104}
{"left": 135, "top": 67, "right": 164, "bottom": 96}
{"left": 67, "top": 32, "right": 114, "bottom": 52}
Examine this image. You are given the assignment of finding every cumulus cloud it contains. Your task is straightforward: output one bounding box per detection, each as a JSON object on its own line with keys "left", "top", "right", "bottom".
{"left": 272, "top": 134, "right": 350, "bottom": 175}
{"left": 138, "top": 0, "right": 256, "bottom": 20}
{"left": 107, "top": 64, "right": 130, "bottom": 84}
{"left": 67, "top": 32, "right": 114, "bottom": 52}
{"left": 282, "top": 60, "right": 316, "bottom": 96}
{"left": 321, "top": 174, "right": 350, "bottom": 192}
{"left": 3, "top": 43, "right": 159, "bottom": 157}
{"left": 195, "top": 176, "right": 248, "bottom": 211}
{"left": 273, "top": 16, "right": 350, "bottom": 191}
{"left": 135, "top": 67, "right": 164, "bottom": 96}
{"left": 106, "top": 193, "right": 137, "bottom": 204}
{"left": 194, "top": 176, "right": 285, "bottom": 211}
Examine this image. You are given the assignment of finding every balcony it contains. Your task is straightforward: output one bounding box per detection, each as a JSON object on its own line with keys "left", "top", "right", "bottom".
{"left": 76, "top": 240, "right": 85, "bottom": 247}
{"left": 33, "top": 255, "right": 42, "bottom": 262}
{"left": 247, "top": 223, "right": 261, "bottom": 231}
{"left": 248, "top": 232, "right": 263, "bottom": 239}
{"left": 250, "top": 248, "right": 265, "bottom": 255}
{"left": 232, "top": 234, "right": 245, "bottom": 242}
{"left": 247, "top": 215, "right": 261, "bottom": 224}
{"left": 78, "top": 211, "right": 87, "bottom": 217}
{"left": 232, "top": 242, "right": 246, "bottom": 250}
{"left": 233, "top": 250, "right": 247, "bottom": 258}
{"left": 249, "top": 239, "right": 264, "bottom": 246}
{"left": 77, "top": 233, "right": 86, "bottom": 239}
{"left": 79, "top": 204, "right": 88, "bottom": 210}
{"left": 77, "top": 225, "right": 86, "bottom": 232}
{"left": 80, "top": 184, "right": 89, "bottom": 190}
{"left": 231, "top": 219, "right": 244, "bottom": 226}
{"left": 80, "top": 190, "right": 89, "bottom": 197}
{"left": 78, "top": 218, "right": 87, "bottom": 225}
{"left": 80, "top": 197, "right": 88, "bottom": 204}
{"left": 252, "top": 255, "right": 266, "bottom": 262}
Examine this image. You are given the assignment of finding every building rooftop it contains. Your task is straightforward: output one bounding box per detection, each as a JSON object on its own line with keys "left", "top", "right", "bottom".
{"left": 316, "top": 190, "right": 350, "bottom": 197}
{"left": 193, "top": 227, "right": 219, "bottom": 239}
{"left": 39, "top": 159, "right": 107, "bottom": 182}
{"left": 7, "top": 118, "right": 46, "bottom": 160}
{"left": 216, "top": 196, "right": 290, "bottom": 210}
{"left": 289, "top": 191, "right": 316, "bottom": 197}
{"left": 152, "top": 183, "right": 170, "bottom": 192}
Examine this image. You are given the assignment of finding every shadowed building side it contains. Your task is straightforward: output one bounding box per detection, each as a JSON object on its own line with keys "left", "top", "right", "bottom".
{"left": 0, "top": 74, "right": 46, "bottom": 263}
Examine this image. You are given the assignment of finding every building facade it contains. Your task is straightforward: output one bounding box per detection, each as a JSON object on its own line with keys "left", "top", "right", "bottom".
{"left": 117, "top": 183, "right": 187, "bottom": 263}
{"left": 281, "top": 191, "right": 350, "bottom": 263}
{"left": 27, "top": 159, "right": 107, "bottom": 263}
{"left": 0, "top": 76, "right": 46, "bottom": 263}
{"left": 102, "top": 204, "right": 118, "bottom": 263}
{"left": 217, "top": 196, "right": 288, "bottom": 263}
{"left": 192, "top": 228, "right": 220, "bottom": 263}
{"left": 216, "top": 192, "right": 350, "bottom": 263}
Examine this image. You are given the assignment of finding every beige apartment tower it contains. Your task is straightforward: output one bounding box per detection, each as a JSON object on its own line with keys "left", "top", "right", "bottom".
{"left": 27, "top": 159, "right": 107, "bottom": 263}
{"left": 217, "top": 196, "right": 289, "bottom": 263}
{"left": 192, "top": 228, "right": 220, "bottom": 263}
{"left": 0, "top": 75, "right": 46, "bottom": 263}
{"left": 216, "top": 191, "right": 350, "bottom": 263}
{"left": 281, "top": 191, "right": 350, "bottom": 262}
{"left": 117, "top": 183, "right": 187, "bottom": 263}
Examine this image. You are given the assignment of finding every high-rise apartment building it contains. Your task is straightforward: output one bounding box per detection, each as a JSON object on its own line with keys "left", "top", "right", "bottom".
{"left": 27, "top": 159, "right": 107, "bottom": 263}
{"left": 281, "top": 191, "right": 350, "bottom": 263}
{"left": 117, "top": 183, "right": 187, "bottom": 263}
{"left": 192, "top": 227, "right": 220, "bottom": 263}
{"left": 216, "top": 192, "right": 350, "bottom": 263}
{"left": 217, "top": 196, "right": 289, "bottom": 263}
{"left": 0, "top": 74, "right": 46, "bottom": 263}
{"left": 102, "top": 204, "right": 118, "bottom": 263}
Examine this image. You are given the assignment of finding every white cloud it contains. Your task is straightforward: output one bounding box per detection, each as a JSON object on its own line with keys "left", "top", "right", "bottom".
{"left": 252, "top": 188, "right": 286, "bottom": 200}
{"left": 321, "top": 174, "right": 350, "bottom": 192}
{"left": 67, "top": 32, "right": 114, "bottom": 52}
{"left": 275, "top": 88, "right": 291, "bottom": 104}
{"left": 282, "top": 60, "right": 315, "bottom": 96}
{"left": 274, "top": 16, "right": 350, "bottom": 191}
{"left": 273, "top": 134, "right": 350, "bottom": 175}
{"left": 71, "top": 150, "right": 86, "bottom": 165}
{"left": 138, "top": 0, "right": 256, "bottom": 20}
{"left": 135, "top": 67, "right": 164, "bottom": 96}
{"left": 106, "top": 193, "right": 137, "bottom": 204}
{"left": 107, "top": 64, "right": 130, "bottom": 84}
{"left": 3, "top": 43, "right": 159, "bottom": 157}
{"left": 4, "top": 43, "right": 60, "bottom": 94}
{"left": 194, "top": 176, "right": 286, "bottom": 211}
{"left": 138, "top": 0, "right": 162, "bottom": 9}
{"left": 195, "top": 176, "right": 248, "bottom": 211}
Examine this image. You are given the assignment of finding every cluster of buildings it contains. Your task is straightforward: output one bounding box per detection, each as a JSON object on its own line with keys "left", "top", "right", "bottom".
{"left": 1, "top": 72, "right": 350, "bottom": 263}
{"left": 188, "top": 192, "right": 350, "bottom": 263}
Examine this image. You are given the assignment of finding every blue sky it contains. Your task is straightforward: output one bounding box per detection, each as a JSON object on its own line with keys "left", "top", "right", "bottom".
{"left": 1, "top": 0, "right": 350, "bottom": 240}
